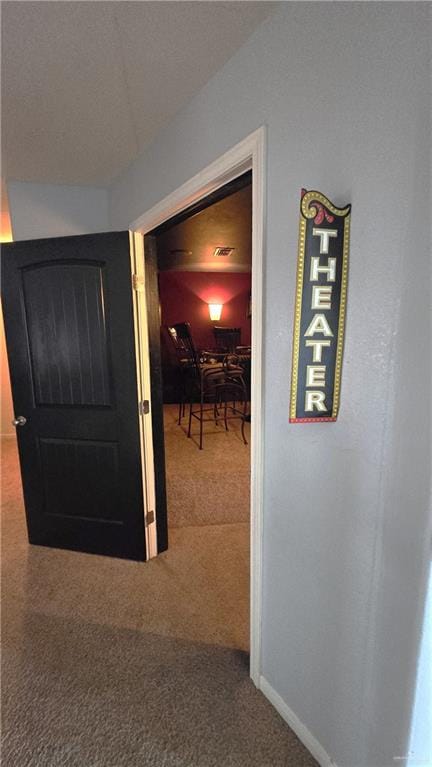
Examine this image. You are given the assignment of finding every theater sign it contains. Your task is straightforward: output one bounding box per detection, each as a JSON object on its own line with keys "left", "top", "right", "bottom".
{"left": 290, "top": 189, "right": 351, "bottom": 423}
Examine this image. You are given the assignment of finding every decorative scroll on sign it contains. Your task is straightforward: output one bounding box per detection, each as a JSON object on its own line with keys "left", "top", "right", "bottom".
{"left": 289, "top": 189, "right": 351, "bottom": 423}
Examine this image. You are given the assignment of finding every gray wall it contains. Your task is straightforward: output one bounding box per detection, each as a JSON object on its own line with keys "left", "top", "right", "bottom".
{"left": 110, "top": 4, "right": 431, "bottom": 766}
{"left": 8, "top": 181, "right": 110, "bottom": 240}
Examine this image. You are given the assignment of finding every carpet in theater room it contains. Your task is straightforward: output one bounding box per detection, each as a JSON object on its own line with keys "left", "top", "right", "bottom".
{"left": 1, "top": 434, "right": 317, "bottom": 767}
{"left": 163, "top": 403, "right": 251, "bottom": 528}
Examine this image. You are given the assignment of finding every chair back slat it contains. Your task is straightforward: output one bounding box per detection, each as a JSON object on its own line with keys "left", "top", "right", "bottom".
{"left": 166, "top": 322, "right": 200, "bottom": 375}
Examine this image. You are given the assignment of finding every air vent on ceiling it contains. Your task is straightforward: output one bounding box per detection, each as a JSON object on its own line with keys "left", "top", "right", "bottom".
{"left": 170, "top": 249, "right": 192, "bottom": 256}
{"left": 214, "top": 247, "right": 235, "bottom": 257}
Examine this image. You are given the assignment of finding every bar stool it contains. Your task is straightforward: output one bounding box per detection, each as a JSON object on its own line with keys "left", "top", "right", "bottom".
{"left": 187, "top": 354, "right": 248, "bottom": 450}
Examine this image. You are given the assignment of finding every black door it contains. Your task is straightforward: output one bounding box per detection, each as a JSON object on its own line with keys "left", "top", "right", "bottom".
{"left": 1, "top": 231, "right": 149, "bottom": 561}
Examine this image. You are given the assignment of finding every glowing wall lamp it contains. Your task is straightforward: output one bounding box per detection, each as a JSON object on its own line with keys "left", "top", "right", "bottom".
{"left": 208, "top": 303, "right": 223, "bottom": 321}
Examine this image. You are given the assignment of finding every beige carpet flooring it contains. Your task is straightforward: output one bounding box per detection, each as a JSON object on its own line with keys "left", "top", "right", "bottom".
{"left": 164, "top": 404, "right": 251, "bottom": 528}
{"left": 1, "top": 435, "right": 317, "bottom": 767}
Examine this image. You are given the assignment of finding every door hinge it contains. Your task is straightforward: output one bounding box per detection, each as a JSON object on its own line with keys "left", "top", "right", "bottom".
{"left": 139, "top": 400, "right": 150, "bottom": 415}
{"left": 145, "top": 510, "right": 155, "bottom": 526}
{"left": 132, "top": 273, "right": 144, "bottom": 291}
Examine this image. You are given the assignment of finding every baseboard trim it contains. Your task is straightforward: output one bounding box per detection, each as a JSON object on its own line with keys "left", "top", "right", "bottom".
{"left": 259, "top": 676, "right": 337, "bottom": 767}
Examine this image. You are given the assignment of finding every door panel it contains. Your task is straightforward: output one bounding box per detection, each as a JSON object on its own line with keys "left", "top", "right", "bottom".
{"left": 39, "top": 437, "right": 120, "bottom": 523}
{"left": 1, "top": 231, "right": 148, "bottom": 561}
{"left": 23, "top": 262, "right": 112, "bottom": 407}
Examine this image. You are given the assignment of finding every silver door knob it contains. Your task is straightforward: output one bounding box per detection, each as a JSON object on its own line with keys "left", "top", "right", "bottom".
{"left": 12, "top": 416, "right": 27, "bottom": 427}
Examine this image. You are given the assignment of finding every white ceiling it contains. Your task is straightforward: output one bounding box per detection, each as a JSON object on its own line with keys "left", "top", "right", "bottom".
{"left": 1, "top": 1, "right": 277, "bottom": 187}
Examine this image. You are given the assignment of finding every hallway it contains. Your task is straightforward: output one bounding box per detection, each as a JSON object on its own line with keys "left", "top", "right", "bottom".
{"left": 1, "top": 436, "right": 317, "bottom": 766}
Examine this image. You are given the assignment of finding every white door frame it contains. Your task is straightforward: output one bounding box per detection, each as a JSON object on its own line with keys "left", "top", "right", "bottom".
{"left": 130, "top": 127, "right": 266, "bottom": 687}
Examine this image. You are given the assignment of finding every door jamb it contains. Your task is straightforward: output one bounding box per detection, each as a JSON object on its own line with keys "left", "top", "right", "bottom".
{"left": 129, "top": 232, "right": 158, "bottom": 560}
{"left": 129, "top": 127, "right": 266, "bottom": 688}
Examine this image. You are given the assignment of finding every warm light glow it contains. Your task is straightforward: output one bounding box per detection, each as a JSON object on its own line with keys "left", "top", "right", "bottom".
{"left": 208, "top": 303, "right": 223, "bottom": 321}
{"left": 1, "top": 180, "right": 13, "bottom": 242}
{"left": 0, "top": 210, "right": 13, "bottom": 242}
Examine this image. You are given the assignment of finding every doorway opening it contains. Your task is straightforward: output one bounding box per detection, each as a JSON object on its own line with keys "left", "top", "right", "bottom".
{"left": 151, "top": 172, "right": 252, "bottom": 650}
{"left": 132, "top": 127, "right": 265, "bottom": 684}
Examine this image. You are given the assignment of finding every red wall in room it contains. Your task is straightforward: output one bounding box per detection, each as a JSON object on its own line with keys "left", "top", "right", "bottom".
{"left": 159, "top": 271, "right": 251, "bottom": 350}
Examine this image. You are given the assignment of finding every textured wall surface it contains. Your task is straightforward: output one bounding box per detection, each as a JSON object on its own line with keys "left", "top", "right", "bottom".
{"left": 8, "top": 182, "right": 110, "bottom": 241}
{"left": 110, "top": 4, "right": 431, "bottom": 766}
